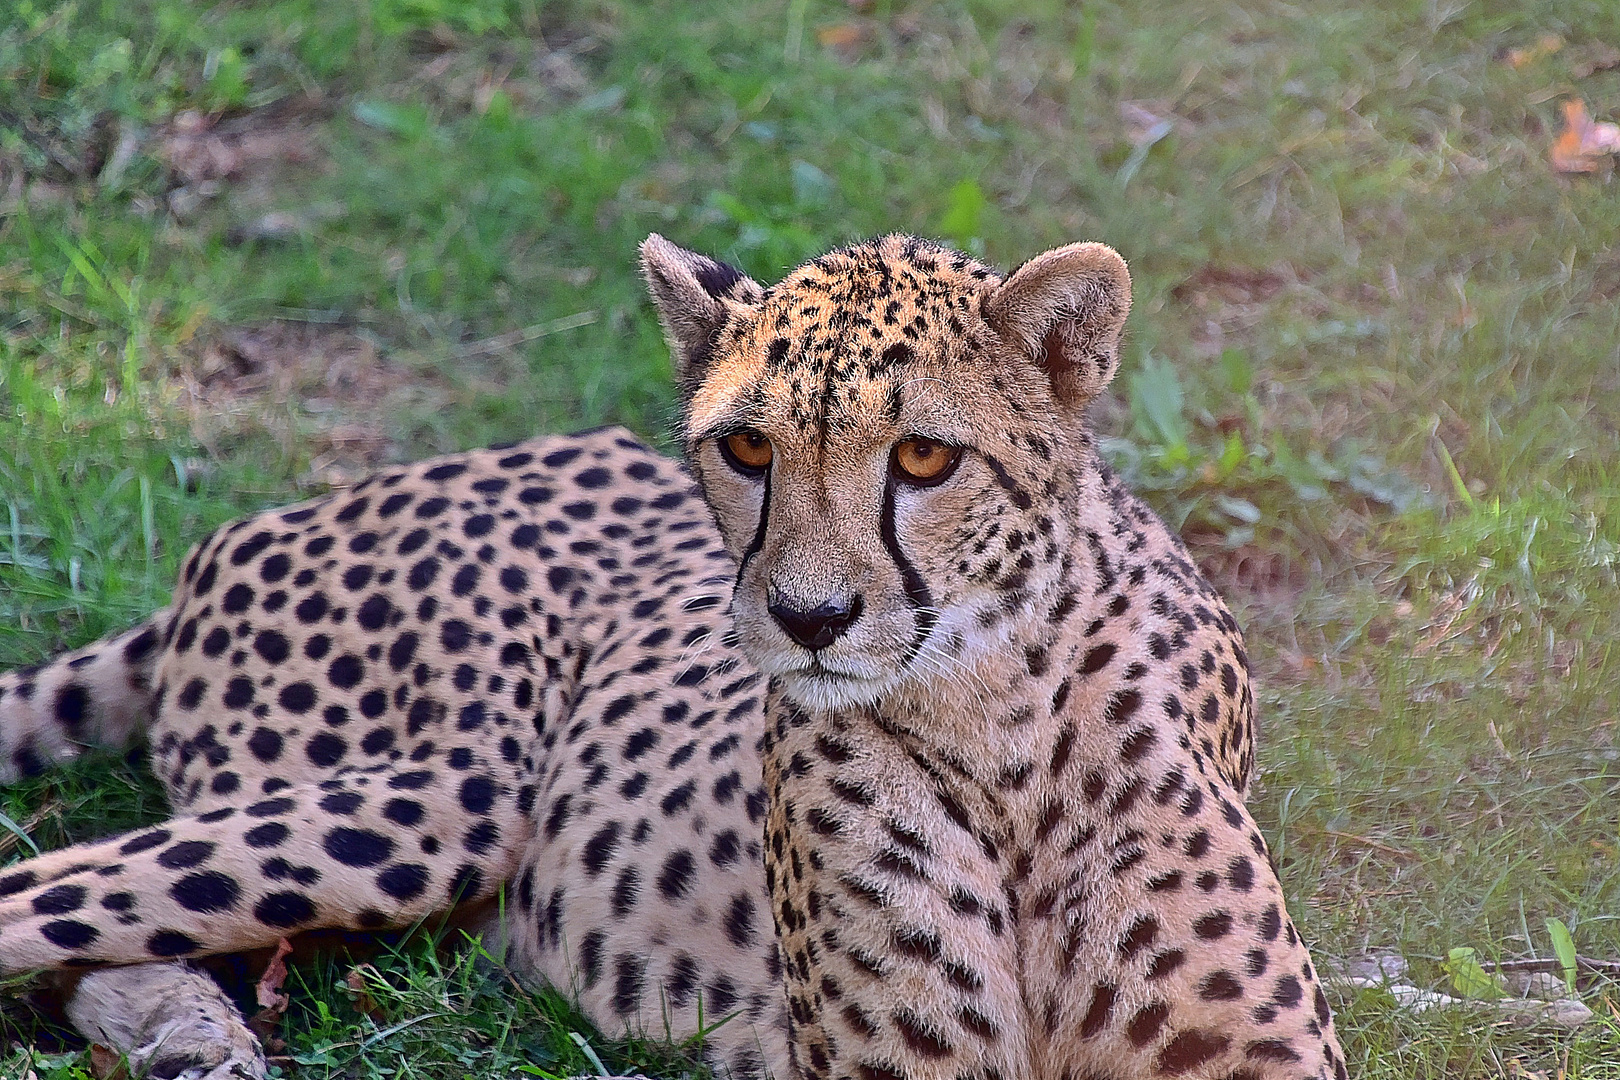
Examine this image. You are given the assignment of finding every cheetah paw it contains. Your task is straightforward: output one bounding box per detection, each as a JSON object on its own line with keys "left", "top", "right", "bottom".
{"left": 66, "top": 963, "right": 266, "bottom": 1080}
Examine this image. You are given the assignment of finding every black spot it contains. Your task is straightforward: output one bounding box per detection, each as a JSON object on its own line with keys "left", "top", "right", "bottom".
{"left": 1148, "top": 949, "right": 1187, "bottom": 980}
{"left": 383, "top": 798, "right": 425, "bottom": 827}
{"left": 459, "top": 775, "right": 495, "bottom": 814}
{"left": 690, "top": 255, "right": 747, "bottom": 299}
{"left": 32, "top": 884, "right": 88, "bottom": 916}
{"left": 156, "top": 841, "right": 215, "bottom": 870}
{"left": 146, "top": 930, "right": 201, "bottom": 956}
{"left": 253, "top": 630, "right": 290, "bottom": 665}
{"left": 1156, "top": 1029, "right": 1231, "bottom": 1073}
{"left": 424, "top": 462, "right": 467, "bottom": 482}
{"left": 657, "top": 849, "right": 696, "bottom": 899}
{"left": 295, "top": 593, "right": 329, "bottom": 624}
{"left": 248, "top": 727, "right": 284, "bottom": 763}
{"left": 582, "top": 821, "right": 621, "bottom": 876}
{"left": 1118, "top": 915, "right": 1159, "bottom": 959}
{"left": 463, "top": 820, "right": 499, "bottom": 854}
{"left": 41, "top": 920, "right": 100, "bottom": 950}
{"left": 323, "top": 828, "right": 396, "bottom": 868}
{"left": 611, "top": 866, "right": 641, "bottom": 917}
{"left": 169, "top": 871, "right": 240, "bottom": 913}
{"left": 176, "top": 677, "right": 209, "bottom": 711}
{"left": 1081, "top": 644, "right": 1117, "bottom": 674}
{"left": 327, "top": 654, "right": 364, "bottom": 689}
{"left": 449, "top": 865, "right": 484, "bottom": 901}
{"left": 200, "top": 626, "right": 231, "bottom": 657}
{"left": 255, "top": 892, "right": 317, "bottom": 928}
{"left": 306, "top": 733, "right": 348, "bottom": 767}
{"left": 244, "top": 822, "right": 290, "bottom": 848}
{"left": 1194, "top": 969, "right": 1244, "bottom": 1002}
{"left": 222, "top": 584, "right": 255, "bottom": 614}
{"left": 278, "top": 681, "right": 317, "bottom": 713}
{"left": 376, "top": 864, "right": 430, "bottom": 902}
{"left": 54, "top": 685, "right": 89, "bottom": 729}
{"left": 222, "top": 677, "right": 255, "bottom": 710}
{"left": 1126, "top": 1001, "right": 1170, "bottom": 1047}
{"left": 320, "top": 791, "right": 363, "bottom": 815}
{"left": 441, "top": 620, "right": 472, "bottom": 652}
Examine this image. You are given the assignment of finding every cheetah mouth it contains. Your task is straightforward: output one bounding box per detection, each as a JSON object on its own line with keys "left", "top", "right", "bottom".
{"left": 775, "top": 658, "right": 899, "bottom": 710}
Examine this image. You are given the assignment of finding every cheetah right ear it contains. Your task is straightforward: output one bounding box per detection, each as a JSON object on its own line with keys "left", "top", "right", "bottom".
{"left": 984, "top": 242, "right": 1132, "bottom": 410}
{"left": 640, "top": 234, "right": 763, "bottom": 388}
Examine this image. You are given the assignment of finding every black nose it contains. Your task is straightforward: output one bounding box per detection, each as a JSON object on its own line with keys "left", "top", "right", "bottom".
{"left": 768, "top": 595, "right": 864, "bottom": 651}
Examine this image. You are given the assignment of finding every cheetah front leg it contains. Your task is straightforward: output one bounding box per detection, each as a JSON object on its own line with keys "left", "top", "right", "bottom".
{"left": 0, "top": 769, "right": 523, "bottom": 973}
{"left": 1031, "top": 780, "right": 1349, "bottom": 1080}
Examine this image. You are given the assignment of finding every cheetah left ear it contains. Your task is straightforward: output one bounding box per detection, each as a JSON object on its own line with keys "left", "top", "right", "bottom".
{"left": 640, "top": 234, "right": 763, "bottom": 390}
{"left": 984, "top": 242, "right": 1132, "bottom": 410}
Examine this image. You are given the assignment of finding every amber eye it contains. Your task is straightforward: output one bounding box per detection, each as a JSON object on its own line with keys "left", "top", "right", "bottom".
{"left": 718, "top": 428, "right": 773, "bottom": 475}
{"left": 892, "top": 437, "right": 963, "bottom": 486}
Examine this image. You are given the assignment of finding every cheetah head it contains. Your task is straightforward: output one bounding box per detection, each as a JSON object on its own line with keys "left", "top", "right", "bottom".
{"left": 642, "top": 234, "right": 1131, "bottom": 712}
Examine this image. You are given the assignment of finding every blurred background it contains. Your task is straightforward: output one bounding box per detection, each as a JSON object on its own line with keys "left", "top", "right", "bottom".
{"left": 2, "top": 1, "right": 1620, "bottom": 1076}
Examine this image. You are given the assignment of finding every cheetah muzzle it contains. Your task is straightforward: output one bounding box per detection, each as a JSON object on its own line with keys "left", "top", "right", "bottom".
{"left": 0, "top": 235, "right": 1348, "bottom": 1080}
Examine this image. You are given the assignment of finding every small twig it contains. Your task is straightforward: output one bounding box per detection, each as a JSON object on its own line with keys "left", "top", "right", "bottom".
{"left": 454, "top": 310, "right": 598, "bottom": 357}
{"left": 1324, "top": 829, "right": 1416, "bottom": 860}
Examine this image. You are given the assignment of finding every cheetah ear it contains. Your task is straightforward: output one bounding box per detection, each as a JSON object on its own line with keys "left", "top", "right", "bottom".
{"left": 640, "top": 234, "right": 763, "bottom": 387}
{"left": 984, "top": 242, "right": 1132, "bottom": 409}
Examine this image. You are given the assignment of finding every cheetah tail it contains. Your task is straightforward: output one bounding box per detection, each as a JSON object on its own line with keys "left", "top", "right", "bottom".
{"left": 0, "top": 611, "right": 169, "bottom": 782}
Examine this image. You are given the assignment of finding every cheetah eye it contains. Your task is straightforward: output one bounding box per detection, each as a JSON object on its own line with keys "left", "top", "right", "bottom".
{"left": 718, "top": 428, "right": 773, "bottom": 476}
{"left": 892, "top": 437, "right": 963, "bottom": 487}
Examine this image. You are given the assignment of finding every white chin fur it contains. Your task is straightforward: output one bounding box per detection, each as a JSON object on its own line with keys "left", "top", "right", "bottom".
{"left": 778, "top": 669, "right": 899, "bottom": 712}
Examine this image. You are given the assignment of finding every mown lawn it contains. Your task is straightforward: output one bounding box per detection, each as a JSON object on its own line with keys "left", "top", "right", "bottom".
{"left": 3, "top": 0, "right": 1620, "bottom": 1076}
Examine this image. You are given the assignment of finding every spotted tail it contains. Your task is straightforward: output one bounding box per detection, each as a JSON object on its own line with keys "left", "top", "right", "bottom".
{"left": 0, "top": 612, "right": 169, "bottom": 782}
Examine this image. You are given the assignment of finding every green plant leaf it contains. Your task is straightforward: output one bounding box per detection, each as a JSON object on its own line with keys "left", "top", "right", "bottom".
{"left": 938, "top": 180, "right": 986, "bottom": 249}
{"left": 351, "top": 100, "right": 428, "bottom": 140}
{"left": 1128, "top": 353, "right": 1188, "bottom": 451}
{"left": 1546, "top": 917, "right": 1579, "bottom": 994}
{"left": 1441, "top": 947, "right": 1505, "bottom": 1000}
{"left": 1218, "top": 348, "right": 1253, "bottom": 395}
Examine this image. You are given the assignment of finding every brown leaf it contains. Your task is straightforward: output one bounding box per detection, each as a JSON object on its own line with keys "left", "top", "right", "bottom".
{"left": 257, "top": 937, "right": 294, "bottom": 1012}
{"left": 346, "top": 966, "right": 384, "bottom": 1020}
{"left": 1503, "top": 33, "right": 1563, "bottom": 69}
{"left": 1551, "top": 99, "right": 1620, "bottom": 173}
{"left": 816, "top": 23, "right": 864, "bottom": 52}
{"left": 88, "top": 1045, "right": 126, "bottom": 1080}
{"left": 1572, "top": 42, "right": 1620, "bottom": 79}
{"left": 248, "top": 936, "right": 294, "bottom": 1040}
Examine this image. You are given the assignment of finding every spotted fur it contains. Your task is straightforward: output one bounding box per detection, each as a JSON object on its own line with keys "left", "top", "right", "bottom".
{"left": 0, "top": 235, "right": 1344, "bottom": 1080}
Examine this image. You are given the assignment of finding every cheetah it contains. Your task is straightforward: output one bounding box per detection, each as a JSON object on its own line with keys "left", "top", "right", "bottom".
{"left": 0, "top": 234, "right": 1347, "bottom": 1080}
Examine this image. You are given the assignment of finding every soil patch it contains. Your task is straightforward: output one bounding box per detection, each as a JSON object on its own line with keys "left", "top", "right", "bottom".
{"left": 181, "top": 321, "right": 450, "bottom": 488}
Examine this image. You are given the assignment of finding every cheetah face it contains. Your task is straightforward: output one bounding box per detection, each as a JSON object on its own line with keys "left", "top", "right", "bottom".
{"left": 643, "top": 235, "right": 1131, "bottom": 712}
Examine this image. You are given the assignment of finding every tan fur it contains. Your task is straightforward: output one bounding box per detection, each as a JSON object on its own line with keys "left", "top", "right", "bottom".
{"left": 0, "top": 235, "right": 1342, "bottom": 1080}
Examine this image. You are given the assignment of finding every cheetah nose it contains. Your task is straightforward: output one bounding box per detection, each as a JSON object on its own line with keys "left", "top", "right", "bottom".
{"left": 768, "top": 595, "right": 864, "bottom": 651}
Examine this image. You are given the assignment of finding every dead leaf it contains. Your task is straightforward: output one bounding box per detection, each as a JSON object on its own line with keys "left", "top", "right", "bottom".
{"left": 346, "top": 966, "right": 385, "bottom": 1020}
{"left": 88, "top": 1045, "right": 126, "bottom": 1080}
{"left": 1551, "top": 99, "right": 1620, "bottom": 173}
{"left": 1572, "top": 42, "right": 1620, "bottom": 79}
{"left": 1503, "top": 33, "right": 1563, "bottom": 68}
{"left": 159, "top": 108, "right": 319, "bottom": 186}
{"left": 248, "top": 937, "right": 294, "bottom": 1040}
{"left": 816, "top": 23, "right": 864, "bottom": 53}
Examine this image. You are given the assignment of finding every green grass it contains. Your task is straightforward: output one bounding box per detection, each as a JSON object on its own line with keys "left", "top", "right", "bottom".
{"left": 3, "top": 0, "right": 1620, "bottom": 1075}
